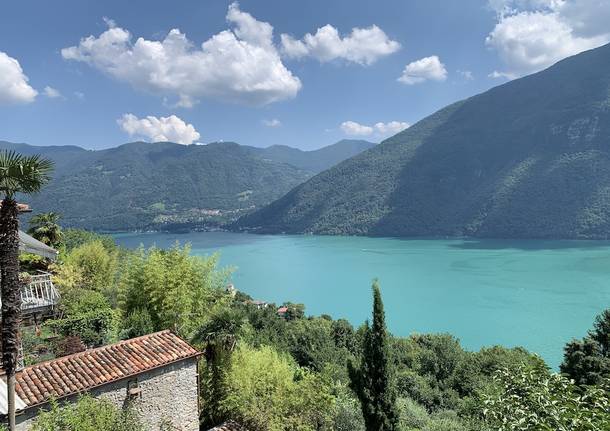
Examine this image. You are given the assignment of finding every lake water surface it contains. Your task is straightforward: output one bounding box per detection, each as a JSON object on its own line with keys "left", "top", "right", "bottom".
{"left": 114, "top": 232, "right": 610, "bottom": 369}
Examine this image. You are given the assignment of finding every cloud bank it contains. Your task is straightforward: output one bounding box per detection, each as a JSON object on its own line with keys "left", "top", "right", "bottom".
{"left": 62, "top": 3, "right": 301, "bottom": 107}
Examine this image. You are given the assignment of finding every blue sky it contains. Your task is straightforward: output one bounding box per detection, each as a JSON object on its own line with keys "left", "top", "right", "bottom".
{"left": 1, "top": 0, "right": 608, "bottom": 150}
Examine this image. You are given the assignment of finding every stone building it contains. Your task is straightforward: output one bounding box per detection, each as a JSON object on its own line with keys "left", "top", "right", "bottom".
{"left": 1, "top": 330, "right": 202, "bottom": 431}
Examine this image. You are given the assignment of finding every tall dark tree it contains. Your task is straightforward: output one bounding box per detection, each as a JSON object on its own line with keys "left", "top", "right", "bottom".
{"left": 348, "top": 280, "right": 398, "bottom": 431}
{"left": 561, "top": 309, "right": 610, "bottom": 386}
{"left": 27, "top": 212, "right": 63, "bottom": 247}
{"left": 0, "top": 151, "right": 53, "bottom": 431}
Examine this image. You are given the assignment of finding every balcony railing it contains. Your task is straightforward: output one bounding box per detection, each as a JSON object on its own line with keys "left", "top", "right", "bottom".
{"left": 0, "top": 272, "right": 60, "bottom": 314}
{"left": 21, "top": 272, "right": 60, "bottom": 313}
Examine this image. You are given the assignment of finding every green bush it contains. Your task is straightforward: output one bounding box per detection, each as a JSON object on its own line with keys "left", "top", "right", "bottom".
{"left": 118, "top": 244, "right": 232, "bottom": 339}
{"left": 221, "top": 345, "right": 335, "bottom": 431}
{"left": 31, "top": 396, "right": 143, "bottom": 431}
{"left": 482, "top": 365, "right": 610, "bottom": 430}
{"left": 62, "top": 240, "right": 119, "bottom": 301}
{"left": 47, "top": 308, "right": 117, "bottom": 347}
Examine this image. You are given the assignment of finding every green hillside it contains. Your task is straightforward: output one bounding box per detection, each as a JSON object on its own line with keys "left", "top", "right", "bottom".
{"left": 252, "top": 139, "right": 376, "bottom": 172}
{"left": 0, "top": 139, "right": 373, "bottom": 231}
{"left": 236, "top": 43, "right": 610, "bottom": 239}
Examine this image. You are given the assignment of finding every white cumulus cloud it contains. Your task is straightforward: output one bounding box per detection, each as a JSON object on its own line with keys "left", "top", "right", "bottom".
{"left": 340, "top": 121, "right": 374, "bottom": 136}
{"left": 281, "top": 24, "right": 400, "bottom": 65}
{"left": 398, "top": 56, "right": 448, "bottom": 85}
{"left": 62, "top": 3, "right": 301, "bottom": 107}
{"left": 262, "top": 118, "right": 281, "bottom": 127}
{"left": 341, "top": 120, "right": 409, "bottom": 137}
{"left": 0, "top": 51, "right": 37, "bottom": 104}
{"left": 43, "top": 86, "right": 62, "bottom": 98}
{"left": 486, "top": 0, "right": 610, "bottom": 77}
{"left": 374, "top": 121, "right": 410, "bottom": 135}
{"left": 118, "top": 113, "right": 201, "bottom": 145}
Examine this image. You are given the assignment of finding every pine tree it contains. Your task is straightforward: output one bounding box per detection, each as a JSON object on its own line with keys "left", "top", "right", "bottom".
{"left": 348, "top": 280, "right": 398, "bottom": 431}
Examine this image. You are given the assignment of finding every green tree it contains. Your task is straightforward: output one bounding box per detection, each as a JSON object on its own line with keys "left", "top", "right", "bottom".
{"left": 282, "top": 302, "right": 305, "bottom": 321}
{"left": 27, "top": 212, "right": 63, "bottom": 247}
{"left": 348, "top": 280, "right": 399, "bottom": 431}
{"left": 118, "top": 244, "right": 231, "bottom": 339}
{"left": 561, "top": 309, "right": 610, "bottom": 386}
{"left": 62, "top": 240, "right": 118, "bottom": 302}
{"left": 222, "top": 345, "right": 334, "bottom": 431}
{"left": 482, "top": 364, "right": 610, "bottom": 430}
{"left": 0, "top": 150, "right": 53, "bottom": 431}
{"left": 47, "top": 288, "right": 118, "bottom": 347}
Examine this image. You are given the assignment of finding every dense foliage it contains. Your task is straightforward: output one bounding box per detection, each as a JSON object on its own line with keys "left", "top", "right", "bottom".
{"left": 482, "top": 365, "right": 610, "bottom": 430}
{"left": 561, "top": 309, "right": 610, "bottom": 386}
{"left": 0, "top": 139, "right": 373, "bottom": 232}
{"left": 237, "top": 42, "right": 610, "bottom": 239}
{"left": 30, "top": 396, "right": 143, "bottom": 431}
{"left": 220, "top": 345, "right": 335, "bottom": 431}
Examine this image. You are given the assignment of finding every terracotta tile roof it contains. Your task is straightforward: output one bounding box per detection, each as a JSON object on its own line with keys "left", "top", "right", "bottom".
{"left": 208, "top": 421, "right": 247, "bottom": 431}
{"left": 15, "top": 330, "right": 201, "bottom": 408}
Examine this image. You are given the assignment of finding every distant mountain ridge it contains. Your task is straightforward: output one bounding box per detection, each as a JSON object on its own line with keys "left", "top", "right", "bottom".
{"left": 236, "top": 43, "right": 610, "bottom": 239}
{"left": 0, "top": 139, "right": 374, "bottom": 231}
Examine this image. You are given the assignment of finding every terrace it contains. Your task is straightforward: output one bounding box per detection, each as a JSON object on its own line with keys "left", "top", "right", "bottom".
{"left": 0, "top": 231, "right": 60, "bottom": 317}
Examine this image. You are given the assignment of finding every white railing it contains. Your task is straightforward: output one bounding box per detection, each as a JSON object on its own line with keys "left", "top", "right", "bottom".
{"left": 20, "top": 272, "right": 60, "bottom": 312}
{"left": 0, "top": 272, "right": 60, "bottom": 314}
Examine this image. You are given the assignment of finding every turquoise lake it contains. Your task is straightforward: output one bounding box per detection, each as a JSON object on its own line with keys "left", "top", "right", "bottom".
{"left": 114, "top": 232, "right": 610, "bottom": 369}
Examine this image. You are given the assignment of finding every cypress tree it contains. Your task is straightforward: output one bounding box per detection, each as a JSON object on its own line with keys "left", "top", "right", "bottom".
{"left": 348, "top": 280, "right": 398, "bottom": 431}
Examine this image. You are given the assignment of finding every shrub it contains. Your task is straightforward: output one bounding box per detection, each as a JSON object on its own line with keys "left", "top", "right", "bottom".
{"left": 62, "top": 240, "right": 119, "bottom": 302}
{"left": 221, "top": 345, "right": 334, "bottom": 431}
{"left": 47, "top": 308, "right": 117, "bottom": 347}
{"left": 482, "top": 365, "right": 610, "bottom": 430}
{"left": 31, "top": 396, "right": 143, "bottom": 431}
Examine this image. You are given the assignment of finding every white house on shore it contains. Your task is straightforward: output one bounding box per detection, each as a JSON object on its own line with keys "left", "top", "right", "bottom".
{"left": 1, "top": 330, "right": 202, "bottom": 431}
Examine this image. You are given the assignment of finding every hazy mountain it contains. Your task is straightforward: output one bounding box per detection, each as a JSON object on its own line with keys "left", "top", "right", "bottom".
{"left": 0, "top": 139, "right": 374, "bottom": 231}
{"left": 235, "top": 43, "right": 610, "bottom": 239}
{"left": 252, "top": 139, "right": 376, "bottom": 173}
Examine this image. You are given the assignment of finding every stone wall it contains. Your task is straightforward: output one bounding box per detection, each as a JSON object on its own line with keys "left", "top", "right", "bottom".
{"left": 13, "top": 357, "right": 200, "bottom": 431}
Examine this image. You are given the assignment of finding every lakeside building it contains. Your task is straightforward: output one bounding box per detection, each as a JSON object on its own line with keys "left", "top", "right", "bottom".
{"left": 1, "top": 330, "right": 202, "bottom": 431}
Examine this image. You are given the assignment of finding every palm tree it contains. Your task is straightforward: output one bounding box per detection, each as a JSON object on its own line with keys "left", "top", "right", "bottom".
{"left": 0, "top": 151, "right": 53, "bottom": 431}
{"left": 27, "top": 212, "right": 63, "bottom": 247}
{"left": 194, "top": 307, "right": 248, "bottom": 428}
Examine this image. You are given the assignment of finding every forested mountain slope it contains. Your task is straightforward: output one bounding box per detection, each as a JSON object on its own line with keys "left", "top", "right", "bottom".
{"left": 236, "top": 43, "right": 610, "bottom": 239}
{"left": 0, "top": 139, "right": 373, "bottom": 231}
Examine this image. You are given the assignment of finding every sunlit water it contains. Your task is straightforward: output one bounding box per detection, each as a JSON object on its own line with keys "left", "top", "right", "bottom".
{"left": 114, "top": 232, "right": 610, "bottom": 369}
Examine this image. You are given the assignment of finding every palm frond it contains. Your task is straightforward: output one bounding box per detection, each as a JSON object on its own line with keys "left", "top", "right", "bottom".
{"left": 0, "top": 150, "right": 54, "bottom": 197}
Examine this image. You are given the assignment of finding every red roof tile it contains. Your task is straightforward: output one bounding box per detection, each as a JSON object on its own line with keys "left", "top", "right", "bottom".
{"left": 15, "top": 330, "right": 201, "bottom": 408}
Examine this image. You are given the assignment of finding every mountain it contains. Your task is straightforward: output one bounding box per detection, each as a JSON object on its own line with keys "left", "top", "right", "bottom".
{"left": 236, "top": 43, "right": 610, "bottom": 239}
{"left": 251, "top": 139, "right": 376, "bottom": 173}
{"left": 0, "top": 139, "right": 373, "bottom": 231}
